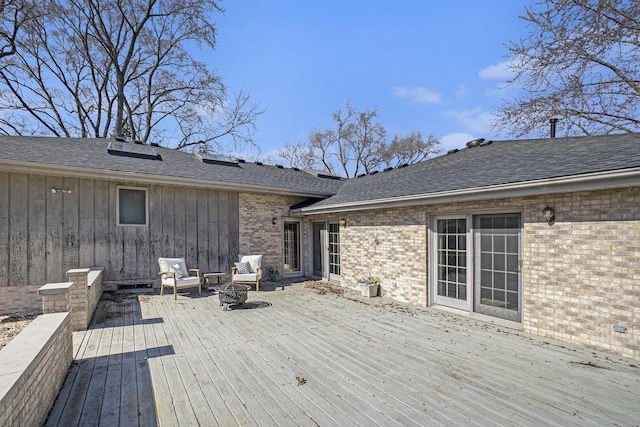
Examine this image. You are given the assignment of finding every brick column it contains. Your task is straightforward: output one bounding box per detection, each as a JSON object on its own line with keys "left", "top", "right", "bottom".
{"left": 38, "top": 282, "right": 73, "bottom": 314}
{"left": 67, "top": 268, "right": 91, "bottom": 331}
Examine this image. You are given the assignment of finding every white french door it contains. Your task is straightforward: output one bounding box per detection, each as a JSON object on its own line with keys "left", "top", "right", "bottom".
{"left": 431, "top": 213, "right": 522, "bottom": 323}
{"left": 432, "top": 216, "right": 470, "bottom": 311}
{"left": 312, "top": 221, "right": 340, "bottom": 282}
{"left": 473, "top": 214, "right": 522, "bottom": 322}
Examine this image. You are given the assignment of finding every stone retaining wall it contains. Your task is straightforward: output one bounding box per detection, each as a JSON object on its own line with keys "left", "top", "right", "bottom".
{"left": 0, "top": 313, "right": 72, "bottom": 426}
{"left": 39, "top": 267, "right": 103, "bottom": 331}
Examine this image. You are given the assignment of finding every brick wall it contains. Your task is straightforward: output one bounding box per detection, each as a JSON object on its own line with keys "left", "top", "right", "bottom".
{"left": 335, "top": 208, "right": 428, "bottom": 305}
{"left": 0, "top": 312, "right": 72, "bottom": 426}
{"left": 333, "top": 188, "right": 640, "bottom": 360}
{"left": 0, "top": 285, "right": 43, "bottom": 315}
{"left": 39, "top": 267, "right": 104, "bottom": 331}
{"left": 520, "top": 188, "right": 640, "bottom": 359}
{"left": 238, "top": 193, "right": 307, "bottom": 276}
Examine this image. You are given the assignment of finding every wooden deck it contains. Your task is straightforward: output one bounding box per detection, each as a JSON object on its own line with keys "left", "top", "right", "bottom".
{"left": 45, "top": 281, "right": 640, "bottom": 426}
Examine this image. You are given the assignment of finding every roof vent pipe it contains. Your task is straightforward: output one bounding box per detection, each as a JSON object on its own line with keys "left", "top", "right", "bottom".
{"left": 549, "top": 118, "right": 559, "bottom": 138}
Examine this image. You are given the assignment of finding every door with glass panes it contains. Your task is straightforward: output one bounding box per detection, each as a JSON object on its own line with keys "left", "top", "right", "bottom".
{"left": 473, "top": 214, "right": 521, "bottom": 322}
{"left": 433, "top": 217, "right": 470, "bottom": 311}
{"left": 432, "top": 214, "right": 522, "bottom": 322}
{"left": 312, "top": 221, "right": 341, "bottom": 282}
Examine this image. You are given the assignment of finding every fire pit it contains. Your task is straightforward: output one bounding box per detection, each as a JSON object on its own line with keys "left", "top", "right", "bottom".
{"left": 214, "top": 283, "right": 251, "bottom": 311}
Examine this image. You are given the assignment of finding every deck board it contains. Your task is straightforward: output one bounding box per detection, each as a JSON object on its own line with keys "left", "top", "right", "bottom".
{"left": 47, "top": 282, "right": 640, "bottom": 427}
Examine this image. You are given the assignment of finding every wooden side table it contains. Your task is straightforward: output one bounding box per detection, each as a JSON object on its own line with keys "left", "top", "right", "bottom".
{"left": 203, "top": 272, "right": 225, "bottom": 291}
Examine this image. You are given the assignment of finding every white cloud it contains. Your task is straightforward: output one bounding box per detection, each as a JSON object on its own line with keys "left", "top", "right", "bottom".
{"left": 392, "top": 86, "right": 442, "bottom": 104}
{"left": 443, "top": 108, "right": 496, "bottom": 134}
{"left": 478, "top": 60, "right": 514, "bottom": 80}
{"left": 455, "top": 84, "right": 468, "bottom": 98}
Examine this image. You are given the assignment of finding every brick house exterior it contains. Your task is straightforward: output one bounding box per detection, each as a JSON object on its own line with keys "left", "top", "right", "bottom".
{"left": 298, "top": 134, "right": 640, "bottom": 360}
{"left": 304, "top": 189, "right": 639, "bottom": 360}
{"left": 2, "top": 134, "right": 639, "bottom": 360}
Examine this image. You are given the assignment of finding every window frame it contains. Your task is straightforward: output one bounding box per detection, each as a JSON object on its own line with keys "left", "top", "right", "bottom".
{"left": 116, "top": 185, "right": 149, "bottom": 227}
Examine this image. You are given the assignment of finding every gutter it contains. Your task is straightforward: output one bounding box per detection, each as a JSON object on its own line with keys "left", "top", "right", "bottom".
{"left": 0, "top": 160, "right": 336, "bottom": 198}
{"left": 297, "top": 167, "right": 640, "bottom": 215}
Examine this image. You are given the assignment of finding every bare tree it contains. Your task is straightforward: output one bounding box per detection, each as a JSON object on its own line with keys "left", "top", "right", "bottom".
{"left": 0, "top": 0, "right": 263, "bottom": 150}
{"left": 494, "top": 0, "right": 640, "bottom": 138}
{"left": 280, "top": 101, "right": 439, "bottom": 178}
{"left": 378, "top": 131, "right": 441, "bottom": 168}
{"left": 273, "top": 142, "right": 315, "bottom": 169}
{"left": 0, "top": 0, "right": 37, "bottom": 59}
{"left": 306, "top": 101, "right": 386, "bottom": 178}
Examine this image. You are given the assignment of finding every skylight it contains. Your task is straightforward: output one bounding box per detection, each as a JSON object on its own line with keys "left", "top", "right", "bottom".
{"left": 107, "top": 141, "right": 160, "bottom": 160}
{"left": 196, "top": 152, "right": 239, "bottom": 166}
{"left": 303, "top": 168, "right": 342, "bottom": 180}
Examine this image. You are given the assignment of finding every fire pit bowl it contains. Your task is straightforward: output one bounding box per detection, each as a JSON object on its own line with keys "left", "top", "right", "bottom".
{"left": 214, "top": 283, "right": 251, "bottom": 311}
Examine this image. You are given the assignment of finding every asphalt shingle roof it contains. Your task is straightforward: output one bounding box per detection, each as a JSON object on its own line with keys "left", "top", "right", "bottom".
{"left": 309, "top": 133, "right": 640, "bottom": 208}
{"left": 0, "top": 136, "right": 345, "bottom": 196}
{"left": 2, "top": 134, "right": 640, "bottom": 208}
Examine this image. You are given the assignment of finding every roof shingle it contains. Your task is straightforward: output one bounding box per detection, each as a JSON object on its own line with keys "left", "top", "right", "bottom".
{"left": 0, "top": 136, "right": 344, "bottom": 196}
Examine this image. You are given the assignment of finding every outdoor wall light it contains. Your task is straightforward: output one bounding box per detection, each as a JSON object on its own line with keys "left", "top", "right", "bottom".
{"left": 542, "top": 205, "right": 555, "bottom": 224}
{"left": 51, "top": 188, "right": 72, "bottom": 194}
{"left": 272, "top": 217, "right": 277, "bottom": 225}
{"left": 339, "top": 218, "right": 347, "bottom": 226}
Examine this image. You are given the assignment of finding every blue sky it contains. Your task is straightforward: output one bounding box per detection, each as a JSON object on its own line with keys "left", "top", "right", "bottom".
{"left": 206, "top": 1, "right": 531, "bottom": 157}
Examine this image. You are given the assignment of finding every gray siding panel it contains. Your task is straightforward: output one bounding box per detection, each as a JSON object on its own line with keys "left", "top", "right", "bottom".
{"left": 62, "top": 177, "right": 79, "bottom": 275}
{"left": 208, "top": 191, "right": 220, "bottom": 272}
{"left": 9, "top": 174, "right": 28, "bottom": 286}
{"left": 185, "top": 187, "right": 198, "bottom": 268}
{"left": 0, "top": 172, "right": 8, "bottom": 286}
{"left": 46, "top": 176, "right": 64, "bottom": 283}
{"left": 148, "top": 184, "right": 163, "bottom": 278}
{"left": 94, "top": 180, "right": 110, "bottom": 273}
{"left": 27, "top": 175, "right": 46, "bottom": 286}
{"left": 0, "top": 172, "right": 240, "bottom": 292}
{"left": 79, "top": 179, "right": 95, "bottom": 269}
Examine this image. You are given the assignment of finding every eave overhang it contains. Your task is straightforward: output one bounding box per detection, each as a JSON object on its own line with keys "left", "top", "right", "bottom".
{"left": 297, "top": 168, "right": 640, "bottom": 215}
{"left": 0, "top": 160, "right": 336, "bottom": 198}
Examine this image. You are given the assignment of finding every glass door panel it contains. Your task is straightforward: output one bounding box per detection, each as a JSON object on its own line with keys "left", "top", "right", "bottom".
{"left": 474, "top": 214, "right": 521, "bottom": 322}
{"left": 283, "top": 221, "right": 300, "bottom": 273}
{"left": 312, "top": 222, "right": 326, "bottom": 278}
{"left": 328, "top": 222, "right": 340, "bottom": 281}
{"left": 433, "top": 217, "right": 469, "bottom": 310}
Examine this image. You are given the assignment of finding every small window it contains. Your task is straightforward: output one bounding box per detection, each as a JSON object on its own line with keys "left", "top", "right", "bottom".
{"left": 118, "top": 187, "right": 147, "bottom": 226}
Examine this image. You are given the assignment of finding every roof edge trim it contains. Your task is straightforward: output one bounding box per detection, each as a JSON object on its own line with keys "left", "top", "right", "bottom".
{"left": 298, "top": 168, "right": 640, "bottom": 214}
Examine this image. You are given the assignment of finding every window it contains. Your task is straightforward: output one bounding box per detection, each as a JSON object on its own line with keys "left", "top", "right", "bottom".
{"left": 283, "top": 221, "right": 301, "bottom": 273}
{"left": 118, "top": 187, "right": 147, "bottom": 225}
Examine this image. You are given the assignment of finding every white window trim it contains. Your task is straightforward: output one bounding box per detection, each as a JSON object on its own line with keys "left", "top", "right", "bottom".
{"left": 116, "top": 185, "right": 149, "bottom": 227}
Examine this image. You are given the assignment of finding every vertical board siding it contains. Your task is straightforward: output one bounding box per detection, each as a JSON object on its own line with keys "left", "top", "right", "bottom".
{"left": 0, "top": 172, "right": 8, "bottom": 286}
{"left": 0, "top": 172, "right": 239, "bottom": 294}
{"left": 79, "top": 180, "right": 95, "bottom": 269}
{"left": 148, "top": 185, "right": 163, "bottom": 279}
{"left": 174, "top": 188, "right": 186, "bottom": 260}
{"left": 27, "top": 175, "right": 46, "bottom": 285}
{"left": 185, "top": 188, "right": 198, "bottom": 268}
{"left": 197, "top": 189, "right": 209, "bottom": 271}
{"left": 94, "top": 180, "right": 110, "bottom": 270}
{"left": 208, "top": 191, "right": 220, "bottom": 272}
{"left": 161, "top": 186, "right": 175, "bottom": 260}
{"left": 62, "top": 178, "right": 80, "bottom": 274}
{"left": 46, "top": 176, "right": 64, "bottom": 283}
{"left": 9, "top": 174, "right": 28, "bottom": 285}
